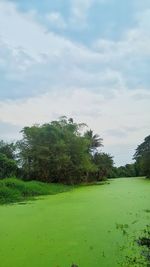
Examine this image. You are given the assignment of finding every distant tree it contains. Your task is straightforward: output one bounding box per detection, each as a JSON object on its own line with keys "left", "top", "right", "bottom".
{"left": 108, "top": 166, "right": 118, "bottom": 178}
{"left": 0, "top": 153, "right": 17, "bottom": 179}
{"left": 93, "top": 152, "right": 114, "bottom": 180}
{"left": 0, "top": 141, "right": 17, "bottom": 178}
{"left": 134, "top": 135, "right": 150, "bottom": 178}
{"left": 113, "top": 163, "right": 136, "bottom": 178}
{"left": 0, "top": 141, "right": 16, "bottom": 160}
{"left": 125, "top": 164, "right": 136, "bottom": 177}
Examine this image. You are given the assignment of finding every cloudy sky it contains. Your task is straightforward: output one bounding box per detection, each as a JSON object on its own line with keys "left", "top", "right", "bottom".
{"left": 0, "top": 0, "right": 150, "bottom": 166}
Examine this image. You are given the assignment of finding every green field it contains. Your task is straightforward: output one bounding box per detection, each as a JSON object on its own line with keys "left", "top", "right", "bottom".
{"left": 0, "top": 177, "right": 149, "bottom": 267}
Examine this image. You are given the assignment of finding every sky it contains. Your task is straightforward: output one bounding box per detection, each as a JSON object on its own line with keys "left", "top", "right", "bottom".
{"left": 0, "top": 0, "right": 150, "bottom": 166}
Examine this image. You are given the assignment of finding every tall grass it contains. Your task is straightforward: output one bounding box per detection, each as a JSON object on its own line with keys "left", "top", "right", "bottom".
{"left": 0, "top": 178, "right": 72, "bottom": 204}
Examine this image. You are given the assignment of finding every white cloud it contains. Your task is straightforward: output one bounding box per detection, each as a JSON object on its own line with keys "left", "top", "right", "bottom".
{"left": 46, "top": 12, "right": 67, "bottom": 29}
{"left": 70, "top": 0, "right": 94, "bottom": 23}
{"left": 0, "top": 0, "right": 150, "bottom": 165}
{"left": 0, "top": 121, "right": 21, "bottom": 141}
{"left": 0, "top": 0, "right": 110, "bottom": 99}
{"left": 0, "top": 2, "right": 88, "bottom": 62}
{"left": 94, "top": 8, "right": 150, "bottom": 59}
{"left": 92, "top": 8, "right": 150, "bottom": 92}
{"left": 0, "top": 87, "right": 149, "bottom": 143}
{"left": 0, "top": 0, "right": 124, "bottom": 100}
{"left": 70, "top": 0, "right": 107, "bottom": 26}
{"left": 0, "top": 1, "right": 103, "bottom": 62}
{"left": 0, "top": 87, "right": 150, "bottom": 165}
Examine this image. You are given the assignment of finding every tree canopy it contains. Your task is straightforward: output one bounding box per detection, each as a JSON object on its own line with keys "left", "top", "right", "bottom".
{"left": 134, "top": 135, "right": 150, "bottom": 178}
{"left": 16, "top": 117, "right": 106, "bottom": 184}
{"left": 0, "top": 141, "right": 17, "bottom": 178}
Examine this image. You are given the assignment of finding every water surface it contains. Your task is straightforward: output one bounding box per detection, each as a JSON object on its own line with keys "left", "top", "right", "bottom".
{"left": 0, "top": 178, "right": 149, "bottom": 267}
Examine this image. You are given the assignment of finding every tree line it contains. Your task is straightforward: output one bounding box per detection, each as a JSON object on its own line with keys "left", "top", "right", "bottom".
{"left": 0, "top": 117, "right": 149, "bottom": 184}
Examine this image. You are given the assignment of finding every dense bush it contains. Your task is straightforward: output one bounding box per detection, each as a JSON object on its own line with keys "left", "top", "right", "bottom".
{"left": 0, "top": 178, "right": 72, "bottom": 204}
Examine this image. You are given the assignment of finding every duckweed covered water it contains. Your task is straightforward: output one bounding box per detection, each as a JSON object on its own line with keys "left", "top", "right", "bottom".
{"left": 0, "top": 178, "right": 150, "bottom": 267}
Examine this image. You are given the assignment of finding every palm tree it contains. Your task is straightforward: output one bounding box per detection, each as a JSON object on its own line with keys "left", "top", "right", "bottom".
{"left": 84, "top": 129, "right": 103, "bottom": 152}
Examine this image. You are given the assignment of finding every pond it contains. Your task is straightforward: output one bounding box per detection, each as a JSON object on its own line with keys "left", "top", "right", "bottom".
{"left": 0, "top": 178, "right": 149, "bottom": 267}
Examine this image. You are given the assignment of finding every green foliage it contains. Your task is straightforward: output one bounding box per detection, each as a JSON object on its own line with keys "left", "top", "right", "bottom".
{"left": 0, "top": 153, "right": 18, "bottom": 179}
{"left": 110, "top": 163, "right": 137, "bottom": 178}
{"left": 93, "top": 152, "right": 114, "bottom": 180}
{"left": 17, "top": 117, "right": 102, "bottom": 184}
{"left": 84, "top": 129, "right": 103, "bottom": 152}
{"left": 0, "top": 185, "right": 21, "bottom": 204}
{"left": 134, "top": 135, "right": 150, "bottom": 178}
{"left": 0, "top": 117, "right": 116, "bottom": 184}
{"left": 0, "top": 177, "right": 72, "bottom": 204}
{"left": 0, "top": 141, "right": 16, "bottom": 160}
{"left": 0, "top": 141, "right": 17, "bottom": 179}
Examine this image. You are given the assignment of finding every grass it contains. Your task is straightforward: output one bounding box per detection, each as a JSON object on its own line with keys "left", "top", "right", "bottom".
{"left": 0, "top": 177, "right": 72, "bottom": 204}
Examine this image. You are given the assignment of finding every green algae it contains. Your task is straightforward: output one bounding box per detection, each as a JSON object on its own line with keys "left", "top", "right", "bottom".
{"left": 0, "top": 177, "right": 149, "bottom": 267}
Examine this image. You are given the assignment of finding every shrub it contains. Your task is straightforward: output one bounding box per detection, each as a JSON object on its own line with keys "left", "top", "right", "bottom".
{"left": 0, "top": 177, "right": 72, "bottom": 204}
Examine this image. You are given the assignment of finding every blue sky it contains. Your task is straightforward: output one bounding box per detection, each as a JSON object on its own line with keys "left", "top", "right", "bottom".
{"left": 0, "top": 0, "right": 150, "bottom": 166}
{"left": 10, "top": 0, "right": 135, "bottom": 42}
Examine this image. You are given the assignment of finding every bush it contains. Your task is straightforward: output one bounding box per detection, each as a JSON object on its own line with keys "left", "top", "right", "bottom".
{"left": 0, "top": 177, "right": 72, "bottom": 204}
{"left": 0, "top": 185, "right": 21, "bottom": 204}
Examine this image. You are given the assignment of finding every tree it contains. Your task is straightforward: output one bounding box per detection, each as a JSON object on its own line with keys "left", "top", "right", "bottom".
{"left": 93, "top": 152, "right": 114, "bottom": 180}
{"left": 134, "top": 135, "right": 150, "bottom": 178}
{"left": 112, "top": 163, "right": 136, "bottom": 178}
{"left": 17, "top": 118, "right": 97, "bottom": 184}
{"left": 0, "top": 153, "right": 17, "bottom": 179}
{"left": 0, "top": 141, "right": 16, "bottom": 160}
{"left": 84, "top": 129, "right": 103, "bottom": 153}
{"left": 0, "top": 141, "right": 17, "bottom": 178}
